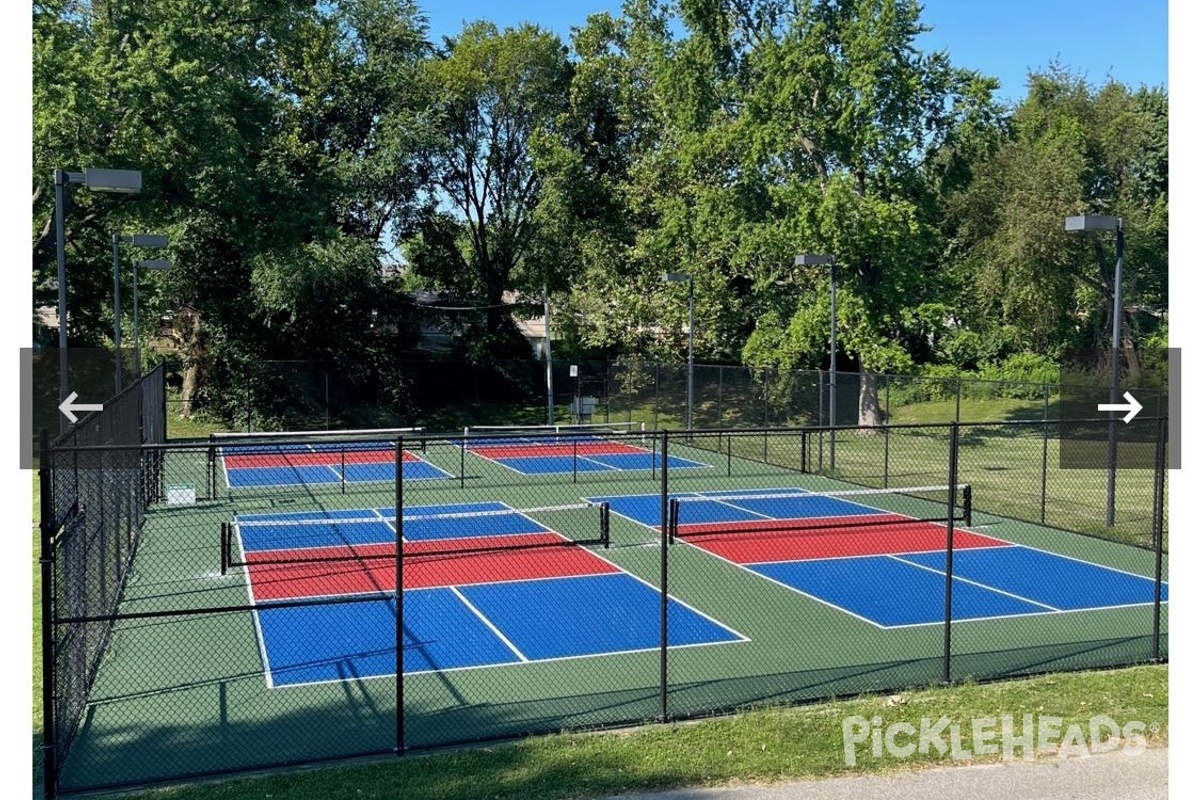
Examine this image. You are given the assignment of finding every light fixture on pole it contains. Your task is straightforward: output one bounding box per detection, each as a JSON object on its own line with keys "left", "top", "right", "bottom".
{"left": 54, "top": 167, "right": 143, "bottom": 429}
{"left": 1065, "top": 213, "right": 1125, "bottom": 527}
{"left": 796, "top": 253, "right": 838, "bottom": 469}
{"left": 113, "top": 234, "right": 168, "bottom": 393}
{"left": 662, "top": 272, "right": 695, "bottom": 431}
{"left": 133, "top": 258, "right": 172, "bottom": 375}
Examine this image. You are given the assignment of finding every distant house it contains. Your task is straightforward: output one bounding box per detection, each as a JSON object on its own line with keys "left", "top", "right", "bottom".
{"left": 410, "top": 290, "right": 556, "bottom": 357}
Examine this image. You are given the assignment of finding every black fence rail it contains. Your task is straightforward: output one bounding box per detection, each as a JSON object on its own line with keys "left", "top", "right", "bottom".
{"left": 40, "top": 416, "right": 1168, "bottom": 796}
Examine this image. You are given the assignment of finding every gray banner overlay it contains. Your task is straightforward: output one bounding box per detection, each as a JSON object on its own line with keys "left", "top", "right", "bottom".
{"left": 1169, "top": 347, "right": 1180, "bottom": 469}
{"left": 1059, "top": 347, "right": 1170, "bottom": 470}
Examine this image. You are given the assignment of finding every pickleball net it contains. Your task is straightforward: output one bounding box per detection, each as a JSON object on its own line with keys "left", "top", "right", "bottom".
{"left": 667, "top": 484, "right": 971, "bottom": 545}
{"left": 222, "top": 500, "right": 612, "bottom": 573}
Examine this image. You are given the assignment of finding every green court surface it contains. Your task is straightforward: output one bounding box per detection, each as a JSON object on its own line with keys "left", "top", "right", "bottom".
{"left": 53, "top": 432, "right": 1167, "bottom": 791}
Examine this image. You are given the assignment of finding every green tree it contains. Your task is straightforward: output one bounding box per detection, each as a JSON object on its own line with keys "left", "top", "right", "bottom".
{"left": 34, "top": 0, "right": 432, "bottom": 419}
{"left": 410, "top": 21, "right": 574, "bottom": 361}
{"left": 944, "top": 65, "right": 1168, "bottom": 372}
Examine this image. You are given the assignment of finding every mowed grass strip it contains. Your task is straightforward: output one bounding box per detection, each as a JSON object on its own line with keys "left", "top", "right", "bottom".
{"left": 117, "top": 665, "right": 1166, "bottom": 800}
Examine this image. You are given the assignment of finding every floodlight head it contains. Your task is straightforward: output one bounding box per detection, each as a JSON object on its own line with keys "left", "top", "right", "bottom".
{"left": 1065, "top": 214, "right": 1120, "bottom": 232}
{"left": 662, "top": 272, "right": 691, "bottom": 283}
{"left": 795, "top": 253, "right": 835, "bottom": 266}
{"left": 82, "top": 168, "right": 143, "bottom": 194}
{"left": 136, "top": 258, "right": 172, "bottom": 271}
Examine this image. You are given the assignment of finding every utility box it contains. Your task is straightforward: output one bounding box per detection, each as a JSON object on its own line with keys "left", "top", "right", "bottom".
{"left": 571, "top": 396, "right": 598, "bottom": 421}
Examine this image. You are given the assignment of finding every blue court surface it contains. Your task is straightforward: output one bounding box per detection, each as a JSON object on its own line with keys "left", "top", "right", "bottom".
{"left": 588, "top": 488, "right": 1169, "bottom": 629}
{"left": 464, "top": 437, "right": 711, "bottom": 476}
{"left": 221, "top": 444, "right": 451, "bottom": 488}
{"left": 255, "top": 574, "right": 747, "bottom": 686}
{"left": 239, "top": 501, "right": 748, "bottom": 687}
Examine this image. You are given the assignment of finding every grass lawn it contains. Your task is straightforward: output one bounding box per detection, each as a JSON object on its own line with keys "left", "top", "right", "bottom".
{"left": 117, "top": 665, "right": 1167, "bottom": 800}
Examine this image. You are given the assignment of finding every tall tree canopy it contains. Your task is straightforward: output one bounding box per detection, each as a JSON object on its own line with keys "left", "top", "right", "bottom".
{"left": 407, "top": 21, "right": 574, "bottom": 360}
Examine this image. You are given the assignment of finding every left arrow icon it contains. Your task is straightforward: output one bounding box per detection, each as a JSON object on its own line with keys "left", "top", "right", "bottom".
{"left": 59, "top": 391, "right": 105, "bottom": 424}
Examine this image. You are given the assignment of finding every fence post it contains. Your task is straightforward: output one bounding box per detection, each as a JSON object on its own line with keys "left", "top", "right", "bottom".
{"left": 1152, "top": 417, "right": 1166, "bottom": 662}
{"left": 39, "top": 431, "right": 58, "bottom": 800}
{"left": 955, "top": 379, "right": 962, "bottom": 422}
{"left": 717, "top": 366, "right": 724, "bottom": 425}
{"left": 395, "top": 439, "right": 405, "bottom": 755}
{"left": 653, "top": 363, "right": 660, "bottom": 430}
{"left": 883, "top": 424, "right": 890, "bottom": 488}
{"left": 942, "top": 422, "right": 960, "bottom": 685}
{"left": 659, "top": 431, "right": 670, "bottom": 723}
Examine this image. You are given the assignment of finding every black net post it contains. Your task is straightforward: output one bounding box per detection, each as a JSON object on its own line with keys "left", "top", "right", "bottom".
{"left": 659, "top": 431, "right": 669, "bottom": 723}
{"left": 667, "top": 499, "right": 680, "bottom": 545}
{"left": 600, "top": 502, "right": 611, "bottom": 548}
{"left": 220, "top": 523, "right": 229, "bottom": 576}
{"left": 395, "top": 439, "right": 405, "bottom": 754}
{"left": 1152, "top": 417, "right": 1166, "bottom": 662}
{"left": 942, "top": 422, "right": 960, "bottom": 685}
{"left": 39, "top": 430, "right": 57, "bottom": 800}
{"left": 207, "top": 439, "right": 216, "bottom": 501}
{"left": 573, "top": 439, "right": 578, "bottom": 484}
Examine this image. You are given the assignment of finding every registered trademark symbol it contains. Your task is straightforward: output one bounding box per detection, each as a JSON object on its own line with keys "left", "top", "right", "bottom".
{"left": 1149, "top": 723, "right": 1160, "bottom": 734}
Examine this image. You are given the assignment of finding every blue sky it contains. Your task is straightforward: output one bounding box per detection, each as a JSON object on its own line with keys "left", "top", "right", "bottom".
{"left": 418, "top": 0, "right": 1168, "bottom": 104}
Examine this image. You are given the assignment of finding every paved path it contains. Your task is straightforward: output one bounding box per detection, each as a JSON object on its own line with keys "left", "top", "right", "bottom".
{"left": 605, "top": 746, "right": 1168, "bottom": 800}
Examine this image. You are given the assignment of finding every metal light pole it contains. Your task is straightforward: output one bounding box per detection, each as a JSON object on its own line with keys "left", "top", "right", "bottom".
{"left": 797, "top": 254, "right": 837, "bottom": 469}
{"left": 543, "top": 285, "right": 554, "bottom": 425}
{"left": 133, "top": 258, "right": 172, "bottom": 376}
{"left": 54, "top": 168, "right": 143, "bottom": 429}
{"left": 662, "top": 273, "right": 694, "bottom": 430}
{"left": 1065, "top": 214, "right": 1124, "bottom": 527}
{"left": 113, "top": 233, "right": 168, "bottom": 393}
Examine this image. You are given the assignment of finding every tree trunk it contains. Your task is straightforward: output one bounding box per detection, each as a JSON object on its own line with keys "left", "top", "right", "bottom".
{"left": 858, "top": 369, "right": 883, "bottom": 427}
{"left": 170, "top": 308, "right": 205, "bottom": 418}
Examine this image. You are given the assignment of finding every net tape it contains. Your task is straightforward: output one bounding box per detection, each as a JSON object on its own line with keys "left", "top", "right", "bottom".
{"left": 223, "top": 501, "right": 611, "bottom": 570}
{"left": 667, "top": 484, "right": 971, "bottom": 544}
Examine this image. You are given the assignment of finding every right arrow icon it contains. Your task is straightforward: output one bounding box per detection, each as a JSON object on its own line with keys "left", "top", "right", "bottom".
{"left": 1097, "top": 391, "right": 1143, "bottom": 424}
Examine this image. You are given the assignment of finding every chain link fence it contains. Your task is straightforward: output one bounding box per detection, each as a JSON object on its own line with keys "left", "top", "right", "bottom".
{"left": 165, "top": 357, "right": 1168, "bottom": 437}
{"left": 40, "top": 404, "right": 1167, "bottom": 796}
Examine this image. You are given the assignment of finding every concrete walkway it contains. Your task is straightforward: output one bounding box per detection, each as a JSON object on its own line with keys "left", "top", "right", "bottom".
{"left": 606, "top": 747, "right": 1168, "bottom": 800}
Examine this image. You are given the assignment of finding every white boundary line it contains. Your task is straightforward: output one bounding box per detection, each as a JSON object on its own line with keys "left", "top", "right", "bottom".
{"left": 372, "top": 507, "right": 403, "bottom": 543}
{"left": 885, "top": 554, "right": 1062, "bottom": 611}
{"left": 232, "top": 521, "right": 278, "bottom": 689}
{"left": 449, "top": 587, "right": 530, "bottom": 662}
{"left": 673, "top": 535, "right": 891, "bottom": 630}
